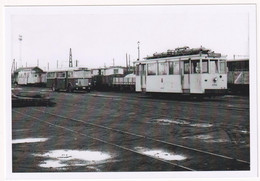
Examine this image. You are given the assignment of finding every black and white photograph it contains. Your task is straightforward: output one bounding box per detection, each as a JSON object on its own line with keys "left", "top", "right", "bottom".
{"left": 4, "top": 2, "right": 258, "bottom": 180}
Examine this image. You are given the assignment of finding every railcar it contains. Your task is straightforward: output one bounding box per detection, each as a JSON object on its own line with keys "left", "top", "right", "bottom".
{"left": 91, "top": 66, "right": 126, "bottom": 91}
{"left": 46, "top": 67, "right": 91, "bottom": 92}
{"left": 13, "top": 66, "right": 46, "bottom": 86}
{"left": 227, "top": 58, "right": 249, "bottom": 94}
{"left": 112, "top": 73, "right": 136, "bottom": 92}
{"left": 134, "top": 46, "right": 228, "bottom": 96}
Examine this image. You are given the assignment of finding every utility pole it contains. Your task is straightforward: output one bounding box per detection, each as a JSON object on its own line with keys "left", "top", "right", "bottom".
{"left": 126, "top": 53, "right": 128, "bottom": 68}
{"left": 57, "top": 60, "right": 58, "bottom": 69}
{"left": 11, "top": 59, "right": 16, "bottom": 74}
{"left": 129, "top": 54, "right": 130, "bottom": 68}
{"left": 37, "top": 59, "right": 39, "bottom": 67}
{"left": 18, "top": 35, "right": 23, "bottom": 67}
{"left": 69, "top": 48, "right": 73, "bottom": 67}
{"left": 137, "top": 41, "right": 140, "bottom": 61}
{"left": 76, "top": 60, "right": 78, "bottom": 67}
{"left": 113, "top": 58, "right": 115, "bottom": 66}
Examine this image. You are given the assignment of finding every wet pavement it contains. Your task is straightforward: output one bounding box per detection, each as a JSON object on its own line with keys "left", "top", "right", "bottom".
{"left": 11, "top": 87, "right": 250, "bottom": 172}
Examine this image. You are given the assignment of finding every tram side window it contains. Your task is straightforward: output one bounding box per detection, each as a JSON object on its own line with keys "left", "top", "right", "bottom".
{"left": 147, "top": 63, "right": 157, "bottom": 75}
{"left": 184, "top": 61, "right": 190, "bottom": 74}
{"left": 135, "top": 65, "right": 139, "bottom": 75}
{"left": 57, "top": 72, "right": 66, "bottom": 78}
{"left": 158, "top": 62, "right": 167, "bottom": 75}
{"left": 220, "top": 61, "right": 226, "bottom": 74}
{"left": 114, "top": 69, "right": 119, "bottom": 74}
{"left": 173, "top": 62, "right": 179, "bottom": 74}
{"left": 169, "top": 62, "right": 174, "bottom": 74}
{"left": 47, "top": 72, "right": 56, "bottom": 78}
{"left": 210, "top": 60, "right": 218, "bottom": 73}
{"left": 202, "top": 60, "right": 209, "bottom": 73}
{"left": 169, "top": 62, "right": 180, "bottom": 75}
{"left": 68, "top": 71, "right": 73, "bottom": 78}
{"left": 191, "top": 60, "right": 200, "bottom": 74}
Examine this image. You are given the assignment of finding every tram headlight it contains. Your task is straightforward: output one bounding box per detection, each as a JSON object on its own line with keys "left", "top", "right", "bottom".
{"left": 213, "top": 77, "right": 218, "bottom": 83}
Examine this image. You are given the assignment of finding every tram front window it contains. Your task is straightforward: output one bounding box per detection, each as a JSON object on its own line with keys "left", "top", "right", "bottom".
{"left": 219, "top": 61, "right": 226, "bottom": 74}
{"left": 210, "top": 60, "right": 218, "bottom": 73}
{"left": 202, "top": 60, "right": 209, "bottom": 73}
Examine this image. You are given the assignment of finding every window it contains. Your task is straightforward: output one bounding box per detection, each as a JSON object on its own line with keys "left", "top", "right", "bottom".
{"left": 191, "top": 60, "right": 200, "bottom": 74}
{"left": 202, "top": 60, "right": 209, "bottom": 73}
{"left": 114, "top": 69, "right": 119, "bottom": 74}
{"left": 169, "top": 62, "right": 174, "bottom": 75}
{"left": 57, "top": 72, "right": 66, "bottom": 78}
{"left": 147, "top": 63, "right": 157, "bottom": 75}
{"left": 173, "top": 62, "right": 179, "bottom": 74}
{"left": 169, "top": 61, "right": 180, "bottom": 75}
{"left": 184, "top": 61, "right": 190, "bottom": 74}
{"left": 210, "top": 60, "right": 218, "bottom": 73}
{"left": 47, "top": 72, "right": 56, "bottom": 78}
{"left": 220, "top": 61, "right": 226, "bottom": 74}
{"left": 158, "top": 62, "right": 167, "bottom": 75}
{"left": 68, "top": 71, "right": 73, "bottom": 78}
{"left": 136, "top": 65, "right": 139, "bottom": 75}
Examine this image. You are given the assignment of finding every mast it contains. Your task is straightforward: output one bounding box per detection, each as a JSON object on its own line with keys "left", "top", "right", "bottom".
{"left": 69, "top": 48, "right": 73, "bottom": 67}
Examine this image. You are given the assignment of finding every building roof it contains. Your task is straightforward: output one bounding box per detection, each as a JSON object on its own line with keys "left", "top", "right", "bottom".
{"left": 14, "top": 66, "right": 44, "bottom": 73}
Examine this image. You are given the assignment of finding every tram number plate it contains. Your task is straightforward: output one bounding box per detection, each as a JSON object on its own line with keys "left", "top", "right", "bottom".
{"left": 212, "top": 83, "right": 217, "bottom": 86}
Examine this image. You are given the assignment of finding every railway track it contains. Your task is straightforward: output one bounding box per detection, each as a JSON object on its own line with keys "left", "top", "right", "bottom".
{"left": 86, "top": 92, "right": 249, "bottom": 112}
{"left": 13, "top": 108, "right": 250, "bottom": 171}
{"left": 39, "top": 89, "right": 249, "bottom": 112}
{"left": 47, "top": 92, "right": 249, "bottom": 132}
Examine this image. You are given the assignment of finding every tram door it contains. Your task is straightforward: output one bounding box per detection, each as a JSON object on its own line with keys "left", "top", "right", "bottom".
{"left": 140, "top": 64, "right": 146, "bottom": 92}
{"left": 182, "top": 60, "right": 190, "bottom": 93}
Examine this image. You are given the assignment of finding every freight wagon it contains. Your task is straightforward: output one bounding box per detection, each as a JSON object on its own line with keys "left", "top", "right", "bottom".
{"left": 227, "top": 58, "right": 249, "bottom": 95}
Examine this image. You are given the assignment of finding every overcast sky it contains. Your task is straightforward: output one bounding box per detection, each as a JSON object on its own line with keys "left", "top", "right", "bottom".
{"left": 6, "top": 5, "right": 252, "bottom": 71}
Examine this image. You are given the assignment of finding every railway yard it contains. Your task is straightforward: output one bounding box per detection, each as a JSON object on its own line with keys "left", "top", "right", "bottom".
{"left": 11, "top": 86, "right": 250, "bottom": 172}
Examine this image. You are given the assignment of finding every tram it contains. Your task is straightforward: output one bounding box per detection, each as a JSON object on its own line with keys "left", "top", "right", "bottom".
{"left": 46, "top": 67, "right": 92, "bottom": 92}
{"left": 134, "top": 46, "right": 227, "bottom": 96}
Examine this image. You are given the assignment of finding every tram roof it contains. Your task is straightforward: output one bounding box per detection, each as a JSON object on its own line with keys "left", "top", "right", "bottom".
{"left": 134, "top": 54, "right": 227, "bottom": 64}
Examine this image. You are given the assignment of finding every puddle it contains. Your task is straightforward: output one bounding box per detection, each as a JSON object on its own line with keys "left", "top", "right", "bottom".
{"left": 189, "top": 123, "right": 213, "bottom": 128}
{"left": 183, "top": 133, "right": 230, "bottom": 143}
{"left": 150, "top": 119, "right": 213, "bottom": 128}
{"left": 33, "top": 149, "right": 113, "bottom": 170}
{"left": 135, "top": 147, "right": 186, "bottom": 161}
{"left": 12, "top": 138, "right": 48, "bottom": 144}
{"left": 39, "top": 160, "right": 67, "bottom": 168}
{"left": 150, "top": 119, "right": 190, "bottom": 125}
{"left": 240, "top": 130, "right": 249, "bottom": 134}
{"left": 13, "top": 129, "right": 31, "bottom": 132}
{"left": 204, "top": 139, "right": 230, "bottom": 143}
